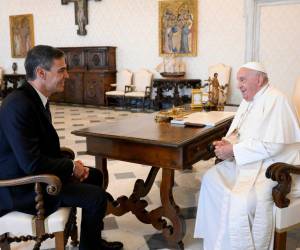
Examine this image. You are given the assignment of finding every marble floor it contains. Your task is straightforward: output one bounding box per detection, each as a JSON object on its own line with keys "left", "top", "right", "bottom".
{"left": 3, "top": 103, "right": 300, "bottom": 250}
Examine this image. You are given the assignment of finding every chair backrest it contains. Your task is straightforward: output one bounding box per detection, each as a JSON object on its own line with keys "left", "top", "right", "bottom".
{"left": 133, "top": 69, "right": 153, "bottom": 92}
{"left": 293, "top": 77, "right": 300, "bottom": 123}
{"left": 116, "top": 69, "right": 133, "bottom": 91}
{"left": 208, "top": 63, "right": 231, "bottom": 104}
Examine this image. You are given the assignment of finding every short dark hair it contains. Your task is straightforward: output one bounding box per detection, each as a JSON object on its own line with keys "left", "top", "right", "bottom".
{"left": 24, "top": 45, "right": 64, "bottom": 81}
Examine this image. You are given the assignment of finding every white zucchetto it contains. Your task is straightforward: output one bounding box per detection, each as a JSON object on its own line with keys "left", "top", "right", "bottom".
{"left": 240, "top": 62, "right": 267, "bottom": 74}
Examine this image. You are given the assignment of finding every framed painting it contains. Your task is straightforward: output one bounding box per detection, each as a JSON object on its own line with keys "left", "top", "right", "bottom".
{"left": 159, "top": 0, "right": 198, "bottom": 57}
{"left": 9, "top": 14, "right": 35, "bottom": 58}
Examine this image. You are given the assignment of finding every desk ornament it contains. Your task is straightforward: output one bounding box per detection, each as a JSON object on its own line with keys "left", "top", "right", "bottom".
{"left": 191, "top": 89, "right": 203, "bottom": 110}
{"left": 155, "top": 106, "right": 191, "bottom": 123}
{"left": 200, "top": 73, "right": 222, "bottom": 111}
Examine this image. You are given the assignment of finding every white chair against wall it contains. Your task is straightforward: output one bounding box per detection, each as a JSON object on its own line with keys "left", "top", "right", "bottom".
{"left": 266, "top": 77, "right": 300, "bottom": 250}
{"left": 208, "top": 63, "right": 231, "bottom": 107}
{"left": 124, "top": 69, "right": 153, "bottom": 109}
{"left": 105, "top": 69, "right": 133, "bottom": 106}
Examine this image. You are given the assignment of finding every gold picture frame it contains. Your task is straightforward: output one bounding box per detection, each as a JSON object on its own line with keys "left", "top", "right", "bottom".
{"left": 159, "top": 0, "right": 198, "bottom": 57}
{"left": 191, "top": 89, "right": 202, "bottom": 109}
{"left": 9, "top": 14, "right": 35, "bottom": 58}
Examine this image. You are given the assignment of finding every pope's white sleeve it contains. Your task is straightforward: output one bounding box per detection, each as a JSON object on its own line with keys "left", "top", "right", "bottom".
{"left": 233, "top": 139, "right": 284, "bottom": 166}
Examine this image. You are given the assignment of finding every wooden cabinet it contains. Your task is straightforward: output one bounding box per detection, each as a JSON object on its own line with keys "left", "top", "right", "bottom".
{"left": 50, "top": 46, "right": 116, "bottom": 106}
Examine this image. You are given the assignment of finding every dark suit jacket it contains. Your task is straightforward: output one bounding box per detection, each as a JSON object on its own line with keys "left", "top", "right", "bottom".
{"left": 0, "top": 82, "right": 73, "bottom": 216}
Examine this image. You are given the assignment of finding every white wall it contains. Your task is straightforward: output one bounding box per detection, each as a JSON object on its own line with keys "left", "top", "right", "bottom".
{"left": 259, "top": 2, "right": 300, "bottom": 100}
{"left": 0, "top": 0, "right": 246, "bottom": 104}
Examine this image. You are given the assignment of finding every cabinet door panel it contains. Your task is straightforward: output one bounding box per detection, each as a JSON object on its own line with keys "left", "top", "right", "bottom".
{"left": 86, "top": 48, "right": 108, "bottom": 70}
{"left": 65, "top": 73, "right": 84, "bottom": 104}
{"left": 84, "top": 73, "right": 103, "bottom": 105}
{"left": 66, "top": 49, "right": 85, "bottom": 71}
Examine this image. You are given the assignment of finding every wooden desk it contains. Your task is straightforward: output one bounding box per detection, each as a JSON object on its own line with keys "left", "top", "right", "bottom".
{"left": 72, "top": 114, "right": 232, "bottom": 249}
{"left": 1, "top": 74, "right": 26, "bottom": 98}
{"left": 153, "top": 78, "right": 201, "bottom": 110}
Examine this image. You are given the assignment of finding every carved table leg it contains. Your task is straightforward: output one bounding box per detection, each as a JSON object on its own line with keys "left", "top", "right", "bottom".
{"left": 107, "top": 166, "right": 160, "bottom": 219}
{"left": 105, "top": 165, "right": 185, "bottom": 249}
{"left": 95, "top": 156, "right": 108, "bottom": 190}
{"left": 150, "top": 168, "right": 185, "bottom": 249}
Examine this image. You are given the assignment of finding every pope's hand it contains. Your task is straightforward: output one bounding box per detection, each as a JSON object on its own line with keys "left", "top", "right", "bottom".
{"left": 214, "top": 139, "right": 234, "bottom": 160}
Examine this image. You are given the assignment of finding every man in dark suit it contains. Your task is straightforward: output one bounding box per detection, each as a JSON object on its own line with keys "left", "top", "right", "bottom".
{"left": 0, "top": 45, "right": 123, "bottom": 250}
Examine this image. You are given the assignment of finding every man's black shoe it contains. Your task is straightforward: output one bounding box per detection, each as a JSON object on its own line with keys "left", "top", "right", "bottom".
{"left": 100, "top": 239, "right": 123, "bottom": 250}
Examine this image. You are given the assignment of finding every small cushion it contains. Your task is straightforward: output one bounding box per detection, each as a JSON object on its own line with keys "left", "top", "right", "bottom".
{"left": 105, "top": 90, "right": 125, "bottom": 96}
{"left": 125, "top": 91, "right": 146, "bottom": 98}
{"left": 275, "top": 198, "right": 300, "bottom": 232}
{"left": 0, "top": 207, "right": 71, "bottom": 236}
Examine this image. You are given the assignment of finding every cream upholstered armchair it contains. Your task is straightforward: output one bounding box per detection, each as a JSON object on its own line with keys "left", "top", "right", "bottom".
{"left": 105, "top": 69, "right": 133, "bottom": 106}
{"left": 265, "top": 77, "right": 300, "bottom": 250}
{"left": 124, "top": 69, "right": 153, "bottom": 109}
{"left": 0, "top": 147, "right": 78, "bottom": 250}
{"left": 208, "top": 63, "right": 231, "bottom": 109}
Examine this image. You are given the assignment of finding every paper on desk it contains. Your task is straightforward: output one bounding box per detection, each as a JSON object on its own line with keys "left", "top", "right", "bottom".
{"left": 171, "top": 111, "right": 235, "bottom": 127}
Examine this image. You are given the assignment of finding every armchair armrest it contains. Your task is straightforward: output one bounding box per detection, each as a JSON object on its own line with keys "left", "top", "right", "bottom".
{"left": 125, "top": 85, "right": 135, "bottom": 93}
{"left": 145, "top": 86, "right": 151, "bottom": 97}
{"left": 0, "top": 174, "right": 62, "bottom": 235}
{"left": 60, "top": 147, "right": 75, "bottom": 160}
{"left": 266, "top": 162, "right": 300, "bottom": 208}
{"left": 0, "top": 174, "right": 62, "bottom": 196}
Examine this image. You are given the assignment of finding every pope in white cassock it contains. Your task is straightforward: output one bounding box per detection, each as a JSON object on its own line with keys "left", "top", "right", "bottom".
{"left": 194, "top": 62, "right": 300, "bottom": 250}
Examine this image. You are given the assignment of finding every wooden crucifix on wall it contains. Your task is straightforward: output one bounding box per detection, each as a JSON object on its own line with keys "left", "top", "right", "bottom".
{"left": 61, "top": 0, "right": 101, "bottom": 36}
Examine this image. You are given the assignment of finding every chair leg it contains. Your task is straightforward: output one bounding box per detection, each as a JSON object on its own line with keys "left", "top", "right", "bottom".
{"left": 0, "top": 242, "right": 11, "bottom": 250}
{"left": 70, "top": 208, "right": 79, "bottom": 247}
{"left": 54, "top": 232, "right": 65, "bottom": 250}
{"left": 122, "top": 96, "right": 125, "bottom": 108}
{"left": 0, "top": 233, "right": 10, "bottom": 250}
{"left": 274, "top": 231, "right": 286, "bottom": 250}
{"left": 105, "top": 95, "right": 108, "bottom": 106}
{"left": 70, "top": 224, "right": 79, "bottom": 247}
{"left": 33, "top": 237, "right": 43, "bottom": 250}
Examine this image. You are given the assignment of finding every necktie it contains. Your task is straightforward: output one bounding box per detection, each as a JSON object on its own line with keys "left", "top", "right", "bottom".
{"left": 45, "top": 102, "right": 52, "bottom": 123}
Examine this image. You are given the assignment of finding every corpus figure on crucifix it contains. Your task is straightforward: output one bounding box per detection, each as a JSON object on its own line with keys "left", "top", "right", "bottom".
{"left": 61, "top": 0, "right": 101, "bottom": 36}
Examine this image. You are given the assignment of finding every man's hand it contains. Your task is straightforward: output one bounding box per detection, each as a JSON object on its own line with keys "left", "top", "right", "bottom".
{"left": 73, "top": 160, "right": 89, "bottom": 182}
{"left": 213, "top": 139, "right": 234, "bottom": 160}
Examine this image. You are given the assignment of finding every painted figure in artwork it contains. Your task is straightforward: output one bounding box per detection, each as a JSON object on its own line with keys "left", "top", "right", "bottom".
{"left": 11, "top": 16, "right": 33, "bottom": 58}
{"left": 161, "top": 1, "right": 195, "bottom": 55}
